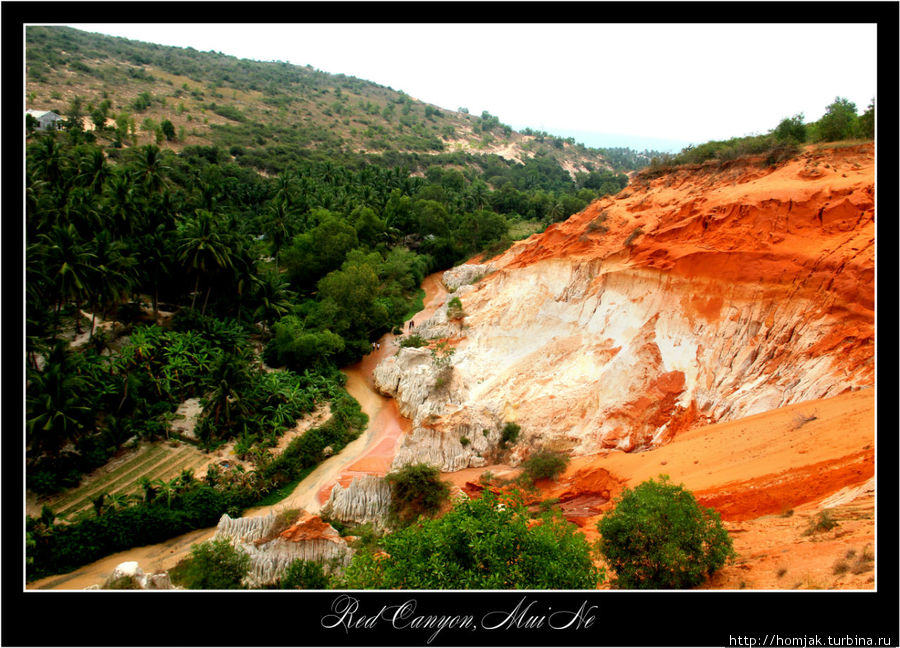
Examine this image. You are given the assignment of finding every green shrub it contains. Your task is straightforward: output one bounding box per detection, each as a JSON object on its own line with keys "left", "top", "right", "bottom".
{"left": 399, "top": 334, "right": 427, "bottom": 348}
{"left": 500, "top": 421, "right": 520, "bottom": 447}
{"left": 521, "top": 450, "right": 569, "bottom": 482}
{"left": 341, "top": 489, "right": 603, "bottom": 589}
{"left": 446, "top": 296, "right": 465, "bottom": 320}
{"left": 803, "top": 510, "right": 839, "bottom": 536}
{"left": 815, "top": 97, "right": 858, "bottom": 142}
{"left": 384, "top": 463, "right": 450, "bottom": 526}
{"left": 597, "top": 475, "right": 735, "bottom": 589}
{"left": 624, "top": 226, "right": 643, "bottom": 246}
{"left": 180, "top": 538, "right": 250, "bottom": 589}
{"left": 279, "top": 559, "right": 331, "bottom": 589}
{"left": 772, "top": 114, "right": 807, "bottom": 143}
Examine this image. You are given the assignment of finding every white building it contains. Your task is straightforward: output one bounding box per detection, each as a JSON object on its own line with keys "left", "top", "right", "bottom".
{"left": 26, "top": 110, "right": 62, "bottom": 131}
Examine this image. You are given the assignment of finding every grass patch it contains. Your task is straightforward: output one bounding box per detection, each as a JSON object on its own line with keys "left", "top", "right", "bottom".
{"left": 509, "top": 219, "right": 543, "bottom": 240}
{"left": 850, "top": 544, "right": 874, "bottom": 574}
{"left": 49, "top": 445, "right": 166, "bottom": 510}
{"left": 59, "top": 446, "right": 200, "bottom": 517}
{"left": 399, "top": 334, "right": 427, "bottom": 348}
{"left": 586, "top": 211, "right": 609, "bottom": 234}
{"left": 254, "top": 466, "right": 316, "bottom": 507}
{"left": 803, "top": 510, "right": 839, "bottom": 536}
{"left": 401, "top": 288, "right": 426, "bottom": 322}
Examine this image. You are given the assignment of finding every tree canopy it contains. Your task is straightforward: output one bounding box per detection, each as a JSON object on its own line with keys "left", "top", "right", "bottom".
{"left": 341, "top": 489, "right": 604, "bottom": 589}
{"left": 597, "top": 475, "right": 734, "bottom": 589}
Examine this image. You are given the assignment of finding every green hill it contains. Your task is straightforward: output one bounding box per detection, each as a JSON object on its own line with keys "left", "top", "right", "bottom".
{"left": 26, "top": 25, "right": 657, "bottom": 176}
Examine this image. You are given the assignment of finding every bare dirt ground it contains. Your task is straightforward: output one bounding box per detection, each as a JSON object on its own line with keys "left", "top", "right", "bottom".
{"left": 445, "top": 387, "right": 876, "bottom": 590}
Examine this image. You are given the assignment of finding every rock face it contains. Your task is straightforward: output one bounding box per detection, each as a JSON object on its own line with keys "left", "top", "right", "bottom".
{"left": 320, "top": 474, "right": 391, "bottom": 528}
{"left": 375, "top": 285, "right": 504, "bottom": 472}
{"left": 441, "top": 263, "right": 495, "bottom": 291}
{"left": 378, "top": 144, "right": 875, "bottom": 467}
{"left": 96, "top": 561, "right": 176, "bottom": 590}
{"left": 215, "top": 511, "right": 352, "bottom": 587}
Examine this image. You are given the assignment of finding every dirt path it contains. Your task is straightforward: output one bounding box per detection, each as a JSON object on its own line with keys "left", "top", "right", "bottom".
{"left": 27, "top": 271, "right": 449, "bottom": 590}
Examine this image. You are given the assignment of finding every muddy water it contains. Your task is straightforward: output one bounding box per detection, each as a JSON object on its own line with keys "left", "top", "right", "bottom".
{"left": 26, "top": 272, "right": 448, "bottom": 590}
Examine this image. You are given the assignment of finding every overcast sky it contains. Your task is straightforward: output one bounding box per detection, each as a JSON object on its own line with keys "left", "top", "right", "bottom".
{"left": 63, "top": 23, "right": 877, "bottom": 152}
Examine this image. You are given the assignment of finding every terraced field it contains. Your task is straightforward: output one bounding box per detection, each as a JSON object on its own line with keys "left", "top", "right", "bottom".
{"left": 41, "top": 442, "right": 214, "bottom": 520}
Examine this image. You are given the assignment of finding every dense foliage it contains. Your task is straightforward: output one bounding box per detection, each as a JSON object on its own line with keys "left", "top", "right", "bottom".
{"left": 23, "top": 25, "right": 644, "bottom": 585}
{"left": 278, "top": 558, "right": 332, "bottom": 589}
{"left": 642, "top": 96, "right": 873, "bottom": 178}
{"left": 384, "top": 463, "right": 451, "bottom": 526}
{"left": 521, "top": 450, "right": 569, "bottom": 482}
{"left": 178, "top": 538, "right": 251, "bottom": 589}
{"left": 597, "top": 476, "right": 735, "bottom": 589}
{"left": 26, "top": 390, "right": 366, "bottom": 580}
{"left": 341, "top": 490, "right": 604, "bottom": 589}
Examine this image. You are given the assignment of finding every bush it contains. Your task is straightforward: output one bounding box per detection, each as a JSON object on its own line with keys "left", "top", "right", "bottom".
{"left": 521, "top": 450, "right": 569, "bottom": 482}
{"left": 341, "top": 489, "right": 604, "bottom": 589}
{"left": 803, "top": 510, "right": 839, "bottom": 536}
{"left": 500, "top": 421, "right": 520, "bottom": 447}
{"left": 384, "top": 463, "right": 451, "bottom": 526}
{"left": 597, "top": 475, "right": 735, "bottom": 589}
{"left": 180, "top": 538, "right": 250, "bottom": 589}
{"left": 399, "top": 334, "right": 427, "bottom": 348}
{"left": 279, "top": 559, "right": 331, "bottom": 589}
{"left": 772, "top": 114, "right": 807, "bottom": 143}
{"left": 446, "top": 296, "right": 465, "bottom": 320}
{"left": 815, "top": 97, "right": 858, "bottom": 142}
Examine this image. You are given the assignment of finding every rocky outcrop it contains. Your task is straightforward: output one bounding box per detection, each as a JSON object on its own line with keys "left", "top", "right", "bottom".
{"left": 378, "top": 144, "right": 875, "bottom": 465}
{"left": 94, "top": 561, "right": 176, "bottom": 590}
{"left": 320, "top": 474, "right": 391, "bottom": 528}
{"left": 215, "top": 511, "right": 352, "bottom": 587}
{"left": 442, "top": 263, "right": 494, "bottom": 291}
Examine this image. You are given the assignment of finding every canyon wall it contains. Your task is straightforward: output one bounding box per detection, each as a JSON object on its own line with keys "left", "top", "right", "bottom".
{"left": 376, "top": 144, "right": 875, "bottom": 470}
{"left": 215, "top": 512, "right": 352, "bottom": 587}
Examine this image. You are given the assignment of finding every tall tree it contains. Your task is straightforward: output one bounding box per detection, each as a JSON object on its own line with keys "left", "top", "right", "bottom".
{"left": 176, "top": 210, "right": 235, "bottom": 313}
{"left": 37, "top": 223, "right": 97, "bottom": 330}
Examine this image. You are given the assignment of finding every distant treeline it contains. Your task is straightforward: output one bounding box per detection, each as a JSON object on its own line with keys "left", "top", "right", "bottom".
{"left": 643, "top": 96, "right": 874, "bottom": 176}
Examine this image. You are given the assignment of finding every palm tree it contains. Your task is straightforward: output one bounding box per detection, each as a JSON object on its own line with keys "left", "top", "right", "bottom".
{"left": 26, "top": 341, "right": 93, "bottom": 456}
{"left": 92, "top": 492, "right": 107, "bottom": 517}
{"left": 132, "top": 145, "right": 170, "bottom": 195}
{"left": 152, "top": 478, "right": 178, "bottom": 508}
{"left": 87, "top": 230, "right": 136, "bottom": 336}
{"left": 104, "top": 491, "right": 137, "bottom": 512}
{"left": 103, "top": 169, "right": 140, "bottom": 238}
{"left": 28, "top": 134, "right": 64, "bottom": 187}
{"left": 203, "top": 352, "right": 251, "bottom": 431}
{"left": 264, "top": 201, "right": 298, "bottom": 271}
{"left": 138, "top": 476, "right": 157, "bottom": 504}
{"left": 37, "top": 223, "right": 97, "bottom": 330}
{"left": 135, "top": 223, "right": 173, "bottom": 320}
{"left": 176, "top": 210, "right": 235, "bottom": 313}
{"left": 75, "top": 147, "right": 110, "bottom": 195}
{"left": 547, "top": 198, "right": 565, "bottom": 223}
{"left": 250, "top": 271, "right": 294, "bottom": 328}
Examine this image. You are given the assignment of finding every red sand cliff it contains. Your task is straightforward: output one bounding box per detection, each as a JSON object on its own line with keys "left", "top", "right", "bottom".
{"left": 481, "top": 143, "right": 875, "bottom": 451}
{"left": 442, "top": 143, "right": 876, "bottom": 589}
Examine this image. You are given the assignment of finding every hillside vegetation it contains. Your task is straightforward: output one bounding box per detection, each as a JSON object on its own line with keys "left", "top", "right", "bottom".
{"left": 26, "top": 26, "right": 659, "bottom": 176}
{"left": 24, "top": 27, "right": 658, "bottom": 580}
{"left": 640, "top": 96, "right": 874, "bottom": 179}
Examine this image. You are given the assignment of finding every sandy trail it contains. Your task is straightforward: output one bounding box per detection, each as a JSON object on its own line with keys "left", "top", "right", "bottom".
{"left": 27, "top": 272, "right": 448, "bottom": 590}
